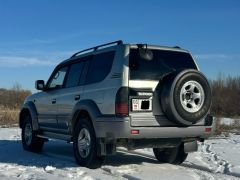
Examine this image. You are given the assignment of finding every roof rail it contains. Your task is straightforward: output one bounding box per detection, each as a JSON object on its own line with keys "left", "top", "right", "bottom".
{"left": 173, "top": 46, "right": 181, "bottom": 49}
{"left": 70, "top": 40, "right": 123, "bottom": 58}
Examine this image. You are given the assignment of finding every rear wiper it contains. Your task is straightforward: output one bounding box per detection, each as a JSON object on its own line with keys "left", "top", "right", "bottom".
{"left": 137, "top": 44, "right": 153, "bottom": 61}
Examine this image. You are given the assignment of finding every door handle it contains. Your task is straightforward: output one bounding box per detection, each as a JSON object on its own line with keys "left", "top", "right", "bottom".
{"left": 52, "top": 99, "right": 56, "bottom": 104}
{"left": 74, "top": 95, "right": 80, "bottom": 101}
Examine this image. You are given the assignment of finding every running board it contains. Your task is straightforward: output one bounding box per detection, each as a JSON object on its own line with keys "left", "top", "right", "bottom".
{"left": 37, "top": 132, "right": 72, "bottom": 142}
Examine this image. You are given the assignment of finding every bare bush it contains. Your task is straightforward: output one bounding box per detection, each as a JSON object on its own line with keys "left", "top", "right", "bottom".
{"left": 0, "top": 108, "right": 19, "bottom": 126}
{"left": 0, "top": 82, "right": 31, "bottom": 109}
{"left": 215, "top": 117, "right": 240, "bottom": 135}
{"left": 209, "top": 74, "right": 240, "bottom": 117}
{"left": 0, "top": 83, "right": 30, "bottom": 127}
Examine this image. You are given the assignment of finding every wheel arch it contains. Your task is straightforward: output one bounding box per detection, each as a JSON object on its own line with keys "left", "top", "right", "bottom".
{"left": 19, "top": 101, "right": 39, "bottom": 130}
{"left": 70, "top": 100, "right": 102, "bottom": 135}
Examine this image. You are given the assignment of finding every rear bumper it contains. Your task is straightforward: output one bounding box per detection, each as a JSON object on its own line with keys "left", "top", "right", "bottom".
{"left": 94, "top": 116, "right": 214, "bottom": 140}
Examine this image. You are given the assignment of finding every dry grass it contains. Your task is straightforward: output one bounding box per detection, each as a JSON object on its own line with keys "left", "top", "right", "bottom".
{"left": 0, "top": 108, "right": 19, "bottom": 127}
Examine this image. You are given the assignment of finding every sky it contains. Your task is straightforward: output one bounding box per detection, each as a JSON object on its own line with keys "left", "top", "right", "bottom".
{"left": 0, "top": 0, "right": 240, "bottom": 91}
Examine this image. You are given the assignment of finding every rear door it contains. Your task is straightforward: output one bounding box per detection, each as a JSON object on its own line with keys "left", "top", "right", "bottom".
{"left": 128, "top": 47, "right": 198, "bottom": 127}
{"left": 56, "top": 57, "right": 89, "bottom": 132}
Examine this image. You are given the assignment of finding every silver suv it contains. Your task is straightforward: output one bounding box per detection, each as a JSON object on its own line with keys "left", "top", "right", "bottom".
{"left": 19, "top": 41, "right": 213, "bottom": 168}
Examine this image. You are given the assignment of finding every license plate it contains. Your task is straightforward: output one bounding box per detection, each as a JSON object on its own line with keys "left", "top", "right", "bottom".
{"left": 132, "top": 99, "right": 152, "bottom": 111}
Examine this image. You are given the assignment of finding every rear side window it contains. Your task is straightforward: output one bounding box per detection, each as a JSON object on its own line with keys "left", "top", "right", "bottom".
{"left": 129, "top": 49, "right": 197, "bottom": 80}
{"left": 85, "top": 51, "right": 115, "bottom": 84}
{"left": 65, "top": 62, "right": 85, "bottom": 88}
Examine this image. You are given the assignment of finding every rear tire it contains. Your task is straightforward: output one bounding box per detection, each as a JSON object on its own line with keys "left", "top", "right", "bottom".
{"left": 153, "top": 145, "right": 188, "bottom": 165}
{"left": 173, "top": 146, "right": 188, "bottom": 164}
{"left": 73, "top": 117, "right": 105, "bottom": 169}
{"left": 21, "top": 115, "right": 44, "bottom": 153}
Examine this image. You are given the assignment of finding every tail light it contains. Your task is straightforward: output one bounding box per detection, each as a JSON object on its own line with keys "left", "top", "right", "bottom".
{"left": 205, "top": 127, "right": 212, "bottom": 133}
{"left": 115, "top": 87, "right": 129, "bottom": 116}
{"left": 131, "top": 129, "right": 139, "bottom": 135}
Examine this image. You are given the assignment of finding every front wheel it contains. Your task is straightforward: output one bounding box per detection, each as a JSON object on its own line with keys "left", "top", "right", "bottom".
{"left": 73, "top": 117, "right": 105, "bottom": 169}
{"left": 21, "top": 115, "right": 44, "bottom": 152}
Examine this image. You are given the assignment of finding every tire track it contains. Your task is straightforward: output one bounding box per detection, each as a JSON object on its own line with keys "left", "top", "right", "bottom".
{"left": 119, "top": 148, "right": 240, "bottom": 179}
{"left": 198, "top": 142, "right": 240, "bottom": 178}
{"left": 201, "top": 143, "right": 231, "bottom": 173}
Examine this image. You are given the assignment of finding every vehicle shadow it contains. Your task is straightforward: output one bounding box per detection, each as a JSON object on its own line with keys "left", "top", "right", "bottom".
{"left": 104, "top": 149, "right": 158, "bottom": 166}
{"left": 0, "top": 139, "right": 77, "bottom": 169}
{"left": 0, "top": 139, "right": 158, "bottom": 169}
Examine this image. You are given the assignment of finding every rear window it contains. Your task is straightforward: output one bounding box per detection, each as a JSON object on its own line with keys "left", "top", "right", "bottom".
{"left": 65, "top": 61, "right": 85, "bottom": 88}
{"left": 85, "top": 51, "right": 115, "bottom": 84}
{"left": 129, "top": 49, "right": 197, "bottom": 80}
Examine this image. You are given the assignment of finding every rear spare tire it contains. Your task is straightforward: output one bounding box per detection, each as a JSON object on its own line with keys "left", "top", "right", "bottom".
{"left": 160, "top": 69, "right": 211, "bottom": 126}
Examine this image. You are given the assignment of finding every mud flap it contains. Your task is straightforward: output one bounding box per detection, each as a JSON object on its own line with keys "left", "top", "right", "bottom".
{"left": 97, "top": 138, "right": 116, "bottom": 156}
{"left": 184, "top": 140, "right": 198, "bottom": 153}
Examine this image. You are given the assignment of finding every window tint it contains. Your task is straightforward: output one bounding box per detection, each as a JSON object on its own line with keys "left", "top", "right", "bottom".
{"left": 48, "top": 67, "right": 68, "bottom": 89}
{"left": 65, "top": 62, "right": 85, "bottom": 88}
{"left": 129, "top": 49, "right": 197, "bottom": 80}
{"left": 85, "top": 51, "right": 115, "bottom": 84}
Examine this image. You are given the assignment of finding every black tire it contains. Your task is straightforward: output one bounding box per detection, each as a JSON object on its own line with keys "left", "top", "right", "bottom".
{"left": 153, "top": 147, "right": 178, "bottom": 164}
{"left": 173, "top": 145, "right": 188, "bottom": 165}
{"left": 160, "top": 69, "right": 211, "bottom": 126}
{"left": 153, "top": 145, "right": 188, "bottom": 165}
{"left": 73, "top": 117, "right": 105, "bottom": 169}
{"left": 21, "top": 115, "right": 44, "bottom": 153}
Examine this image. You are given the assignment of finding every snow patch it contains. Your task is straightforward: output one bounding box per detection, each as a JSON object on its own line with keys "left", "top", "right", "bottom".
{"left": 0, "top": 128, "right": 240, "bottom": 179}
{"left": 45, "top": 166, "right": 56, "bottom": 173}
{"left": 220, "top": 118, "right": 236, "bottom": 126}
{"left": 82, "top": 175, "right": 95, "bottom": 180}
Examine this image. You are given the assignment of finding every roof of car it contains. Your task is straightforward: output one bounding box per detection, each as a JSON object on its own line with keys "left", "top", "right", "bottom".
{"left": 58, "top": 40, "right": 189, "bottom": 67}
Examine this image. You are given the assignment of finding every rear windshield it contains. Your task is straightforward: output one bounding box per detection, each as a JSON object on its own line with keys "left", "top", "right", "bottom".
{"left": 129, "top": 48, "right": 197, "bottom": 80}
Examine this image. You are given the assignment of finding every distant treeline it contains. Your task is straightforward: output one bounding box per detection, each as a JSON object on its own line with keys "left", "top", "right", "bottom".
{"left": 0, "top": 83, "right": 31, "bottom": 109}
{"left": 210, "top": 75, "right": 240, "bottom": 117}
{"left": 0, "top": 76, "right": 240, "bottom": 117}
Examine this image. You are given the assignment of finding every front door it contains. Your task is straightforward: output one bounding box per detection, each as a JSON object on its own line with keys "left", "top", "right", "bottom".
{"left": 36, "top": 66, "right": 68, "bottom": 131}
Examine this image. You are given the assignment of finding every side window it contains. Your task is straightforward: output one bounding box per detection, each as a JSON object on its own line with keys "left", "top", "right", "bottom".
{"left": 48, "top": 67, "right": 68, "bottom": 89}
{"left": 85, "top": 51, "right": 115, "bottom": 84}
{"left": 65, "top": 62, "right": 85, "bottom": 88}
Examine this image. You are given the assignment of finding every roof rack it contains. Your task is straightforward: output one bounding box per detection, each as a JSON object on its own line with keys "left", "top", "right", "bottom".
{"left": 70, "top": 40, "right": 123, "bottom": 58}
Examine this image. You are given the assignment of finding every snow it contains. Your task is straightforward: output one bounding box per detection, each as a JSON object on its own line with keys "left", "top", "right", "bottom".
{"left": 220, "top": 118, "right": 237, "bottom": 126}
{"left": 0, "top": 128, "right": 240, "bottom": 180}
{"left": 45, "top": 166, "right": 56, "bottom": 173}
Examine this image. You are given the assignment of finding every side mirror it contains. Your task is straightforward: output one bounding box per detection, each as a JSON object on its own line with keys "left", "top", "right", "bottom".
{"left": 35, "top": 80, "right": 45, "bottom": 91}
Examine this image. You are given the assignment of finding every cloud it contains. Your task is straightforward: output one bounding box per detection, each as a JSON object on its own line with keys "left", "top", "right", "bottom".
{"left": 0, "top": 49, "right": 75, "bottom": 68}
{"left": 2, "top": 33, "right": 85, "bottom": 46}
{"left": 0, "top": 56, "right": 56, "bottom": 67}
